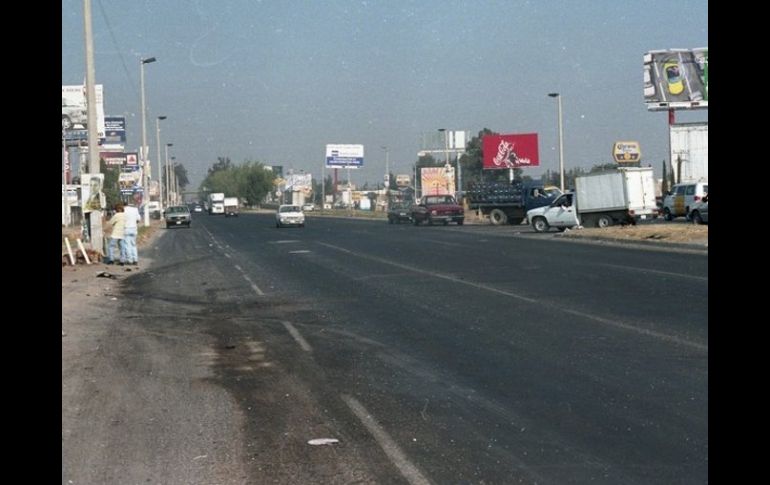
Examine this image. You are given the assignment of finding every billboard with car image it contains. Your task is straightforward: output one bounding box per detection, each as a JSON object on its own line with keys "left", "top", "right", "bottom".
{"left": 644, "top": 48, "right": 708, "bottom": 111}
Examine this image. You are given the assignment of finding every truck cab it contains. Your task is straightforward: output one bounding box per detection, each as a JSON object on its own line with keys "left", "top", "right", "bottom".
{"left": 527, "top": 193, "right": 580, "bottom": 232}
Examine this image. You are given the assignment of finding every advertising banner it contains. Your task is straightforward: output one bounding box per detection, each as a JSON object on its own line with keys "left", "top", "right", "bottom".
{"left": 421, "top": 167, "right": 455, "bottom": 196}
{"left": 125, "top": 152, "right": 139, "bottom": 167}
{"left": 482, "top": 133, "right": 540, "bottom": 169}
{"left": 326, "top": 144, "right": 364, "bottom": 168}
{"left": 62, "top": 85, "right": 106, "bottom": 138}
{"left": 100, "top": 151, "right": 127, "bottom": 167}
{"left": 103, "top": 116, "right": 126, "bottom": 149}
{"left": 285, "top": 173, "right": 312, "bottom": 191}
{"left": 612, "top": 141, "right": 642, "bottom": 163}
{"left": 644, "top": 48, "right": 708, "bottom": 111}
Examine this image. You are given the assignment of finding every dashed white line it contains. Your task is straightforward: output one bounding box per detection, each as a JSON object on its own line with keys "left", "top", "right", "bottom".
{"left": 342, "top": 395, "right": 431, "bottom": 485}
{"left": 281, "top": 321, "right": 312, "bottom": 352}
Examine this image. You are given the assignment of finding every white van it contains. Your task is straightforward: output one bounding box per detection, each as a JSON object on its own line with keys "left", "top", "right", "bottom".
{"left": 662, "top": 182, "right": 708, "bottom": 220}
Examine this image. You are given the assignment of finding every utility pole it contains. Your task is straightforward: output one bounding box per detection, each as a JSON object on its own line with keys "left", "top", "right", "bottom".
{"left": 83, "top": 0, "right": 103, "bottom": 252}
{"left": 156, "top": 116, "right": 166, "bottom": 212}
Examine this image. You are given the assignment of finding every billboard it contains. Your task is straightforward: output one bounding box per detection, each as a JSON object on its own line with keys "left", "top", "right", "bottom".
{"left": 62, "top": 85, "right": 106, "bottom": 138}
{"left": 482, "top": 133, "right": 540, "bottom": 169}
{"left": 421, "top": 167, "right": 455, "bottom": 196}
{"left": 125, "top": 152, "right": 139, "bottom": 167}
{"left": 103, "top": 116, "right": 126, "bottom": 149}
{"left": 100, "top": 151, "right": 127, "bottom": 167}
{"left": 395, "top": 174, "right": 411, "bottom": 187}
{"left": 326, "top": 144, "right": 364, "bottom": 168}
{"left": 612, "top": 141, "right": 641, "bottom": 163}
{"left": 644, "top": 48, "right": 708, "bottom": 111}
{"left": 285, "top": 173, "right": 312, "bottom": 191}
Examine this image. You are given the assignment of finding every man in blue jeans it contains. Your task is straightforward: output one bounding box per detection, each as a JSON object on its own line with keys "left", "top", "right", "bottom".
{"left": 123, "top": 201, "right": 141, "bottom": 265}
{"left": 105, "top": 203, "right": 126, "bottom": 264}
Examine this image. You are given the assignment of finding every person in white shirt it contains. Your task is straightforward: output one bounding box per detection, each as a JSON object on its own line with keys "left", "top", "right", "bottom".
{"left": 123, "top": 202, "right": 141, "bottom": 265}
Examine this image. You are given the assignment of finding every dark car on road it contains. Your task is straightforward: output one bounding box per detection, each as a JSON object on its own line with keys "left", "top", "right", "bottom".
{"left": 387, "top": 202, "right": 413, "bottom": 224}
{"left": 164, "top": 205, "right": 191, "bottom": 228}
{"left": 411, "top": 195, "right": 464, "bottom": 226}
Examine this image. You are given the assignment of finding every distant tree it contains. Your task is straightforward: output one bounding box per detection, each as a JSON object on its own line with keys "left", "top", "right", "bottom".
{"left": 661, "top": 160, "right": 669, "bottom": 194}
{"left": 589, "top": 163, "right": 618, "bottom": 173}
{"left": 99, "top": 158, "right": 121, "bottom": 208}
{"left": 173, "top": 164, "right": 189, "bottom": 191}
{"left": 207, "top": 157, "right": 232, "bottom": 176}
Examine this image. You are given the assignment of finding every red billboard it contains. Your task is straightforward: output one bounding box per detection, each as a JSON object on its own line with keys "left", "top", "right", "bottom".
{"left": 482, "top": 133, "right": 539, "bottom": 169}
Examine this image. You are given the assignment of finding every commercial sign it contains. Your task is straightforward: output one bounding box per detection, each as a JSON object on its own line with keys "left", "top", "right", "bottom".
{"left": 420, "top": 167, "right": 455, "bottom": 196}
{"left": 100, "top": 151, "right": 127, "bottom": 167}
{"left": 125, "top": 152, "right": 139, "bottom": 166}
{"left": 482, "top": 133, "right": 540, "bottom": 169}
{"left": 395, "top": 174, "right": 411, "bottom": 188}
{"left": 62, "top": 84, "right": 106, "bottom": 138}
{"left": 326, "top": 144, "right": 364, "bottom": 168}
{"left": 612, "top": 141, "right": 642, "bottom": 163}
{"left": 285, "top": 173, "right": 312, "bottom": 191}
{"left": 644, "top": 48, "right": 708, "bottom": 111}
{"left": 103, "top": 116, "right": 126, "bottom": 149}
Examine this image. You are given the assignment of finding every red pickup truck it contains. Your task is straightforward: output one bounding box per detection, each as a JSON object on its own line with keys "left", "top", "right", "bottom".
{"left": 411, "top": 195, "right": 464, "bottom": 226}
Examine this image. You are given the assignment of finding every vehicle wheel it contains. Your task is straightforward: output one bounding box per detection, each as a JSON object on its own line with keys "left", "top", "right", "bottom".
{"left": 691, "top": 210, "right": 703, "bottom": 224}
{"left": 62, "top": 116, "right": 72, "bottom": 130}
{"left": 186, "top": 223, "right": 191, "bottom": 228}
{"left": 663, "top": 208, "right": 673, "bottom": 221}
{"left": 532, "top": 217, "right": 549, "bottom": 233}
{"left": 489, "top": 208, "right": 508, "bottom": 225}
{"left": 557, "top": 227, "right": 567, "bottom": 232}
{"left": 597, "top": 215, "right": 613, "bottom": 228}
{"left": 388, "top": 217, "right": 394, "bottom": 224}
{"left": 276, "top": 223, "right": 281, "bottom": 228}
{"left": 457, "top": 220, "right": 464, "bottom": 226}
{"left": 413, "top": 217, "right": 420, "bottom": 226}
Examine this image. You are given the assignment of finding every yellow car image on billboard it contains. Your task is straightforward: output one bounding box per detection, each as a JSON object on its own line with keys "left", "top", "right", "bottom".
{"left": 663, "top": 61, "right": 684, "bottom": 95}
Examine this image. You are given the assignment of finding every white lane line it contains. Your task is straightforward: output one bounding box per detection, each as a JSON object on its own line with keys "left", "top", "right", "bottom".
{"left": 289, "top": 250, "right": 311, "bottom": 254}
{"left": 234, "top": 265, "right": 242, "bottom": 271}
{"left": 281, "top": 321, "right": 312, "bottom": 352}
{"left": 241, "top": 274, "right": 264, "bottom": 296}
{"left": 224, "top": 252, "right": 231, "bottom": 259}
{"left": 599, "top": 263, "right": 707, "bottom": 282}
{"left": 561, "top": 308, "right": 707, "bottom": 351}
{"left": 342, "top": 395, "right": 431, "bottom": 485}
{"left": 318, "top": 242, "right": 706, "bottom": 351}
{"left": 318, "top": 242, "right": 535, "bottom": 303}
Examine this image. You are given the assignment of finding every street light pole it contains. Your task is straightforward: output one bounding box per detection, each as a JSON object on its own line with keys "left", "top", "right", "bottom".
{"left": 438, "top": 128, "right": 451, "bottom": 193}
{"left": 548, "top": 93, "right": 565, "bottom": 191}
{"left": 381, "top": 145, "right": 389, "bottom": 211}
{"left": 165, "top": 143, "right": 173, "bottom": 207}
{"left": 140, "top": 56, "right": 156, "bottom": 226}
{"left": 155, "top": 115, "right": 166, "bottom": 212}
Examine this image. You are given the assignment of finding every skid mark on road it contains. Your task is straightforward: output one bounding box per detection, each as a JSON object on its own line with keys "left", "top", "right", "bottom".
{"left": 318, "top": 242, "right": 536, "bottom": 303}
{"left": 318, "top": 242, "right": 706, "bottom": 351}
{"left": 598, "top": 263, "right": 707, "bottom": 282}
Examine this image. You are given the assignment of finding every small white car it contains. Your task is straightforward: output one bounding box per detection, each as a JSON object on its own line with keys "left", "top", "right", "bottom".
{"left": 276, "top": 205, "right": 305, "bottom": 228}
{"left": 302, "top": 203, "right": 315, "bottom": 212}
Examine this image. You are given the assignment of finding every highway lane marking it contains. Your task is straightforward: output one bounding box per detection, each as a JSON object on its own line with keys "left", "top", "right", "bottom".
{"left": 224, "top": 252, "right": 231, "bottom": 258}
{"left": 288, "top": 250, "right": 311, "bottom": 254}
{"left": 561, "top": 308, "right": 707, "bottom": 351}
{"left": 281, "top": 321, "right": 312, "bottom": 352}
{"left": 598, "top": 263, "right": 707, "bottom": 282}
{"left": 317, "top": 242, "right": 536, "bottom": 303}
{"left": 341, "top": 395, "right": 432, "bottom": 485}
{"left": 318, "top": 242, "right": 706, "bottom": 351}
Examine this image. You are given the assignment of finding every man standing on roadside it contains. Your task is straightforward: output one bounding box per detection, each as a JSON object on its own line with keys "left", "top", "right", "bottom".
{"left": 123, "top": 200, "right": 141, "bottom": 266}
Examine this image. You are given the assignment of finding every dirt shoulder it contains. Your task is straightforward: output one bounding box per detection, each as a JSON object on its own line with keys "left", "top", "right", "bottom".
{"left": 559, "top": 223, "right": 708, "bottom": 247}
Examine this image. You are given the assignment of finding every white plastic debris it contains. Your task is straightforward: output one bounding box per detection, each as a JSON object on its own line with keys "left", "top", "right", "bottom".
{"left": 307, "top": 438, "right": 339, "bottom": 446}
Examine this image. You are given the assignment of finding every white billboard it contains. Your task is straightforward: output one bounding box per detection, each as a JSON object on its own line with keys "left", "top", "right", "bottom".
{"left": 326, "top": 144, "right": 364, "bottom": 168}
{"left": 62, "top": 85, "right": 106, "bottom": 138}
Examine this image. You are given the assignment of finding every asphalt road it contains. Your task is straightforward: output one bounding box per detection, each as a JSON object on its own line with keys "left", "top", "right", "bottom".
{"left": 81, "top": 212, "right": 708, "bottom": 484}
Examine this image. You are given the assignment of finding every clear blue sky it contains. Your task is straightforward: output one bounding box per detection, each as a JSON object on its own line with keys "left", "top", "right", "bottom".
{"left": 62, "top": 0, "right": 708, "bottom": 189}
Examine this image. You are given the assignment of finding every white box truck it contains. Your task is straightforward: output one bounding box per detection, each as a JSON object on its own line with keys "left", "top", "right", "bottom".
{"left": 207, "top": 192, "right": 225, "bottom": 215}
{"left": 670, "top": 122, "right": 708, "bottom": 183}
{"left": 224, "top": 197, "right": 239, "bottom": 217}
{"left": 528, "top": 167, "right": 657, "bottom": 231}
